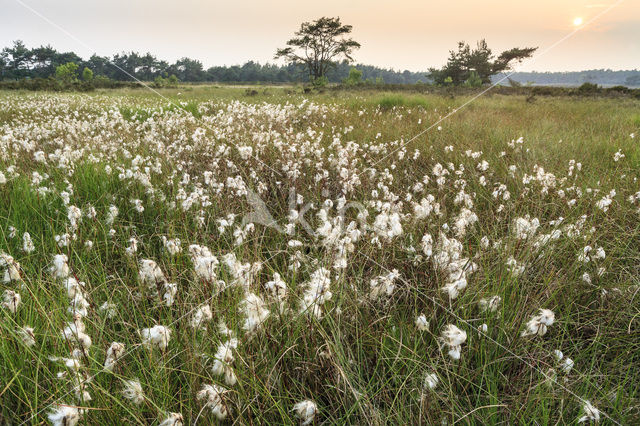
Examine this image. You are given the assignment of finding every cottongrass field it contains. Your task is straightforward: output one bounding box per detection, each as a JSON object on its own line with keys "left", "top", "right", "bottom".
{"left": 0, "top": 87, "right": 639, "bottom": 425}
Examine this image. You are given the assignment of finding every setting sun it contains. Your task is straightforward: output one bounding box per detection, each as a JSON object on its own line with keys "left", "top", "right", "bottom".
{"left": 573, "top": 16, "right": 584, "bottom": 26}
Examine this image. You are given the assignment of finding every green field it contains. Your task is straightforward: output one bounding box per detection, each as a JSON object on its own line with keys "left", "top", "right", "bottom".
{"left": 0, "top": 86, "right": 639, "bottom": 424}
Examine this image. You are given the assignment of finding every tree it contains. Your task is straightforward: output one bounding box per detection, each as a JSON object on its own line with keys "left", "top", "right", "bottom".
{"left": 275, "top": 17, "right": 360, "bottom": 82}
{"left": 82, "top": 67, "right": 93, "bottom": 81}
{"left": 168, "top": 57, "right": 204, "bottom": 82}
{"left": 626, "top": 74, "right": 640, "bottom": 87}
{"left": 429, "top": 40, "right": 537, "bottom": 86}
{"left": 55, "top": 62, "right": 79, "bottom": 83}
{"left": 464, "top": 71, "right": 482, "bottom": 87}
{"left": 344, "top": 67, "right": 363, "bottom": 85}
{"left": 2, "top": 40, "right": 31, "bottom": 79}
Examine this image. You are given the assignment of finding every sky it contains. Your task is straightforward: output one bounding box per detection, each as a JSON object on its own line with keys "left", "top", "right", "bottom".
{"left": 2, "top": 0, "right": 639, "bottom": 72}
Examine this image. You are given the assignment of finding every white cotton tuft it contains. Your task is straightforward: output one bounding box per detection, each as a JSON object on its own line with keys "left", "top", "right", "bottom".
{"left": 190, "top": 304, "right": 213, "bottom": 330}
{"left": 423, "top": 372, "right": 439, "bottom": 390}
{"left": 2, "top": 289, "right": 21, "bottom": 313}
{"left": 196, "top": 384, "right": 229, "bottom": 420}
{"left": 578, "top": 400, "right": 600, "bottom": 423}
{"left": 139, "top": 325, "right": 171, "bottom": 350}
{"left": 104, "top": 342, "right": 125, "bottom": 372}
{"left": 440, "top": 324, "right": 467, "bottom": 360}
{"left": 159, "top": 412, "right": 184, "bottom": 426}
{"left": 293, "top": 400, "right": 317, "bottom": 426}
{"left": 122, "top": 379, "right": 145, "bottom": 405}
{"left": 48, "top": 405, "right": 81, "bottom": 426}
{"left": 521, "top": 309, "right": 555, "bottom": 337}
{"left": 415, "top": 314, "right": 429, "bottom": 331}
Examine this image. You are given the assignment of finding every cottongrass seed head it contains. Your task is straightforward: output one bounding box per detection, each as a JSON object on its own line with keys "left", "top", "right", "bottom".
{"left": 293, "top": 399, "right": 317, "bottom": 426}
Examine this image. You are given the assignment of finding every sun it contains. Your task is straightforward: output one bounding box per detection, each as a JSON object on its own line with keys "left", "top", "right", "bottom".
{"left": 573, "top": 17, "right": 584, "bottom": 26}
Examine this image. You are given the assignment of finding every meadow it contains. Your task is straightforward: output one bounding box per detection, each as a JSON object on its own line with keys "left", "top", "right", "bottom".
{"left": 0, "top": 85, "right": 639, "bottom": 425}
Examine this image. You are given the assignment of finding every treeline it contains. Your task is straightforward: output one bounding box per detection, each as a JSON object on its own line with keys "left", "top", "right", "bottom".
{"left": 0, "top": 40, "right": 426, "bottom": 84}
{"left": 495, "top": 70, "right": 640, "bottom": 87}
{"left": 2, "top": 40, "right": 639, "bottom": 87}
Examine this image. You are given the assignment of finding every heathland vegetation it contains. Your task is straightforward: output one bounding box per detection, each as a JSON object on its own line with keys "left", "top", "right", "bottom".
{"left": 1, "top": 84, "right": 639, "bottom": 424}
{"left": 1, "top": 15, "right": 639, "bottom": 426}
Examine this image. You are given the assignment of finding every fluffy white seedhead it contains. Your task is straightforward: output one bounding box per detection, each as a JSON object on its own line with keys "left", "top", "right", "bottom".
{"left": 432, "top": 233, "right": 477, "bottom": 300}
{"left": 265, "top": 272, "right": 288, "bottom": 300}
{"left": 372, "top": 209, "right": 403, "bottom": 241}
{"left": 196, "top": 384, "right": 228, "bottom": 420}
{"left": 68, "top": 292, "right": 90, "bottom": 318}
{"left": 212, "top": 338, "right": 239, "bottom": 386}
{"left": 99, "top": 302, "right": 117, "bottom": 318}
{"left": 421, "top": 233, "right": 433, "bottom": 257}
{"left": 162, "top": 236, "right": 182, "bottom": 255}
{"left": 63, "top": 277, "right": 84, "bottom": 299}
{"left": 67, "top": 205, "right": 82, "bottom": 230}
{"left": 300, "top": 268, "right": 332, "bottom": 318}
{"left": 192, "top": 248, "right": 219, "bottom": 283}
{"left": 521, "top": 309, "right": 555, "bottom": 337}
{"left": 578, "top": 400, "right": 600, "bottom": 423}
{"left": 241, "top": 292, "right": 270, "bottom": 333}
{"left": 106, "top": 205, "right": 119, "bottom": 225}
{"left": 159, "top": 412, "right": 184, "bottom": 426}
{"left": 17, "top": 326, "right": 36, "bottom": 347}
{"left": 104, "top": 342, "right": 125, "bottom": 372}
{"left": 513, "top": 216, "right": 540, "bottom": 240}
{"left": 369, "top": 269, "right": 400, "bottom": 300}
{"left": 2, "top": 289, "right": 21, "bottom": 313}
{"left": 561, "top": 357, "right": 574, "bottom": 374}
{"left": 415, "top": 314, "right": 429, "bottom": 331}
{"left": 48, "top": 404, "right": 82, "bottom": 426}
{"left": 22, "top": 232, "right": 35, "bottom": 253}
{"left": 138, "top": 259, "right": 167, "bottom": 288}
{"left": 191, "top": 304, "right": 213, "bottom": 330}
{"left": 125, "top": 237, "right": 138, "bottom": 256}
{"left": 441, "top": 324, "right": 467, "bottom": 360}
{"left": 61, "top": 325, "right": 92, "bottom": 351}
{"left": 162, "top": 282, "right": 178, "bottom": 306}
{"left": 413, "top": 195, "right": 440, "bottom": 220}
{"left": 478, "top": 296, "right": 501, "bottom": 313}
{"left": 222, "top": 253, "right": 262, "bottom": 288}
{"left": 1, "top": 253, "right": 22, "bottom": 283}
{"left": 293, "top": 400, "right": 317, "bottom": 426}
{"left": 50, "top": 254, "right": 70, "bottom": 279}
{"left": 423, "top": 372, "right": 439, "bottom": 390}
{"left": 122, "top": 379, "right": 145, "bottom": 405}
{"left": 139, "top": 325, "right": 171, "bottom": 350}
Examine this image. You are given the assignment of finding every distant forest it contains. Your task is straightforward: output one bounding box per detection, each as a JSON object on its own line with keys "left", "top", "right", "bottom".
{"left": 495, "top": 70, "right": 640, "bottom": 87}
{"left": 1, "top": 41, "right": 639, "bottom": 87}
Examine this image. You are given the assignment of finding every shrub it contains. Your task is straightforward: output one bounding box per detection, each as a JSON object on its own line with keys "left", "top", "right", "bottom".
{"left": 311, "top": 76, "right": 329, "bottom": 88}
{"left": 464, "top": 71, "right": 482, "bottom": 87}
{"left": 578, "top": 82, "right": 599, "bottom": 94}
{"left": 55, "top": 62, "right": 79, "bottom": 83}
{"left": 82, "top": 67, "right": 93, "bottom": 81}
{"left": 344, "top": 68, "right": 363, "bottom": 86}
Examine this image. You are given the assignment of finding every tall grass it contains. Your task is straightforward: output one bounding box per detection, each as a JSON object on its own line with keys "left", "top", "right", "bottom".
{"left": 0, "top": 88, "right": 639, "bottom": 424}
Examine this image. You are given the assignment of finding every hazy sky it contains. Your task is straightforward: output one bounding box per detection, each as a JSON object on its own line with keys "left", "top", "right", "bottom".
{"left": 2, "top": 0, "right": 639, "bottom": 72}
